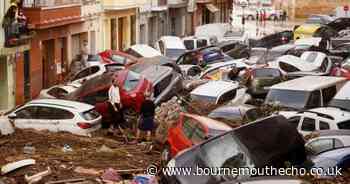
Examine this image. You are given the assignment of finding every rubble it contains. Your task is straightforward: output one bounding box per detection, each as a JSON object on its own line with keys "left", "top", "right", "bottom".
{"left": 25, "top": 167, "right": 52, "bottom": 184}
{"left": 1, "top": 159, "right": 35, "bottom": 175}
{"left": 101, "top": 168, "right": 121, "bottom": 183}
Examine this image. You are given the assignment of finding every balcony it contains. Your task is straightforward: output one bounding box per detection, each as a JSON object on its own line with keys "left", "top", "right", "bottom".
{"left": 23, "top": 0, "right": 83, "bottom": 29}
{"left": 167, "top": 0, "right": 187, "bottom": 8}
{"left": 102, "top": 0, "right": 138, "bottom": 10}
{"left": 81, "top": 1, "right": 103, "bottom": 19}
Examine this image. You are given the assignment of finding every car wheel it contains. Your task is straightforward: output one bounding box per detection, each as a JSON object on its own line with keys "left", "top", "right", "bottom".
{"left": 161, "top": 144, "right": 171, "bottom": 166}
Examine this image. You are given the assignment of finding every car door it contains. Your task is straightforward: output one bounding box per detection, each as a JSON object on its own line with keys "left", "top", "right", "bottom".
{"left": 32, "top": 106, "right": 60, "bottom": 132}
{"left": 307, "top": 138, "right": 343, "bottom": 155}
{"left": 172, "top": 115, "right": 197, "bottom": 153}
{"left": 299, "top": 116, "right": 317, "bottom": 136}
{"left": 54, "top": 108, "right": 76, "bottom": 133}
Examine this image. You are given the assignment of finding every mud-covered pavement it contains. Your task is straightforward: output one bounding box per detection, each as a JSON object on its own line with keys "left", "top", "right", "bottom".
{"left": 0, "top": 129, "right": 160, "bottom": 183}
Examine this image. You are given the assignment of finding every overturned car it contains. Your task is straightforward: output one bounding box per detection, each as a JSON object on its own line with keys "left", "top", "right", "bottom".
{"left": 161, "top": 115, "right": 306, "bottom": 184}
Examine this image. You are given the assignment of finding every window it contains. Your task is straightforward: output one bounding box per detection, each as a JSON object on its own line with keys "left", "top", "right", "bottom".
{"left": 73, "top": 68, "right": 91, "bottom": 81}
{"left": 184, "top": 40, "right": 195, "bottom": 50}
{"left": 123, "top": 71, "right": 141, "bottom": 91}
{"left": 54, "top": 109, "right": 75, "bottom": 119}
{"left": 90, "top": 66, "right": 99, "bottom": 75}
{"left": 308, "top": 139, "right": 334, "bottom": 155}
{"left": 306, "top": 90, "right": 321, "bottom": 108}
{"left": 301, "top": 117, "right": 316, "bottom": 131}
{"left": 288, "top": 116, "right": 301, "bottom": 129}
{"left": 83, "top": 90, "right": 108, "bottom": 105}
{"left": 221, "top": 44, "right": 236, "bottom": 53}
{"left": 82, "top": 109, "right": 100, "bottom": 121}
{"left": 182, "top": 118, "right": 196, "bottom": 139}
{"left": 111, "top": 55, "right": 126, "bottom": 65}
{"left": 322, "top": 86, "right": 337, "bottom": 105}
{"left": 197, "top": 39, "right": 208, "bottom": 48}
{"left": 35, "top": 106, "right": 73, "bottom": 120}
{"left": 16, "top": 107, "right": 37, "bottom": 119}
{"left": 338, "top": 120, "right": 350, "bottom": 129}
{"left": 191, "top": 124, "right": 206, "bottom": 143}
{"left": 154, "top": 74, "right": 172, "bottom": 98}
{"left": 217, "top": 90, "right": 237, "bottom": 105}
{"left": 47, "top": 87, "right": 69, "bottom": 98}
{"left": 319, "top": 121, "right": 330, "bottom": 130}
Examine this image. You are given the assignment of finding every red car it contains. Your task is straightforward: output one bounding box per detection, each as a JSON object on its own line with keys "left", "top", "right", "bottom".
{"left": 330, "top": 66, "right": 350, "bottom": 80}
{"left": 66, "top": 70, "right": 152, "bottom": 125}
{"left": 99, "top": 50, "right": 139, "bottom": 66}
{"left": 161, "top": 113, "right": 232, "bottom": 163}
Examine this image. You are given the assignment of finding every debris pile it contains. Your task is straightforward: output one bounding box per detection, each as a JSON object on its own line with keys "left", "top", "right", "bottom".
{"left": 0, "top": 129, "right": 160, "bottom": 183}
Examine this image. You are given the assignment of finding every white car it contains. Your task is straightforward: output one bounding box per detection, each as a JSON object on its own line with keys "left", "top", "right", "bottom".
{"left": 125, "top": 44, "right": 162, "bottom": 58}
{"left": 155, "top": 36, "right": 186, "bottom": 60}
{"left": 191, "top": 80, "right": 239, "bottom": 105}
{"left": 280, "top": 107, "right": 350, "bottom": 136}
{"left": 306, "top": 130, "right": 350, "bottom": 156}
{"left": 38, "top": 83, "right": 80, "bottom": 99}
{"left": 69, "top": 63, "right": 124, "bottom": 85}
{"left": 5, "top": 99, "right": 102, "bottom": 136}
{"left": 266, "top": 76, "right": 346, "bottom": 110}
{"left": 182, "top": 36, "right": 211, "bottom": 50}
{"left": 329, "top": 81, "right": 350, "bottom": 111}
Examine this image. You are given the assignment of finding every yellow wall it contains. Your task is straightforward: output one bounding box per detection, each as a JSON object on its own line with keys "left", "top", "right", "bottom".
{"left": 101, "top": 0, "right": 138, "bottom": 8}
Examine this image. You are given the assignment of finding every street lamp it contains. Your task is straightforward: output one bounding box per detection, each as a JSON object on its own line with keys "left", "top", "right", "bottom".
{"left": 240, "top": 0, "right": 248, "bottom": 31}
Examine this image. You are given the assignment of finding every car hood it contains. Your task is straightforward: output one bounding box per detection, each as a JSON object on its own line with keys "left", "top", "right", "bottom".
{"left": 277, "top": 55, "right": 319, "bottom": 72}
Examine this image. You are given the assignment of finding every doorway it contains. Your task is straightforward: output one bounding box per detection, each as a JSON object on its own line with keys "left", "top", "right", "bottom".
{"left": 42, "top": 39, "right": 55, "bottom": 89}
{"left": 118, "top": 17, "right": 124, "bottom": 50}
{"left": 23, "top": 50, "right": 31, "bottom": 102}
{"left": 111, "top": 18, "right": 117, "bottom": 50}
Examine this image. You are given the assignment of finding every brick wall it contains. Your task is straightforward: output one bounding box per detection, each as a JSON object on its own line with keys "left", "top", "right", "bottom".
{"left": 293, "top": 0, "right": 349, "bottom": 19}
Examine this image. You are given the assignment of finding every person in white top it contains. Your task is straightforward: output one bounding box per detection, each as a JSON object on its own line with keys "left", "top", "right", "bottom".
{"left": 108, "top": 78, "right": 125, "bottom": 134}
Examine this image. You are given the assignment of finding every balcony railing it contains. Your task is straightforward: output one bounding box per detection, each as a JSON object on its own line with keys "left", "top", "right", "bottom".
{"left": 23, "top": 0, "right": 82, "bottom": 8}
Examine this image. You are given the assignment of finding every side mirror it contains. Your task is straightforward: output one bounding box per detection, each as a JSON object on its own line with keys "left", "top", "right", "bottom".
{"left": 8, "top": 113, "right": 17, "bottom": 119}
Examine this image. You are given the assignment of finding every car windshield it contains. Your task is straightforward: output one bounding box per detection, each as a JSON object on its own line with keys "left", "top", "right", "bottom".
{"left": 266, "top": 89, "right": 309, "bottom": 109}
{"left": 124, "top": 71, "right": 141, "bottom": 91}
{"left": 88, "top": 55, "right": 101, "bottom": 61}
{"left": 252, "top": 68, "right": 281, "bottom": 78}
{"left": 166, "top": 48, "right": 186, "bottom": 59}
{"left": 200, "top": 132, "right": 254, "bottom": 178}
{"left": 111, "top": 55, "right": 126, "bottom": 65}
{"left": 329, "top": 99, "right": 350, "bottom": 111}
{"left": 82, "top": 109, "right": 100, "bottom": 121}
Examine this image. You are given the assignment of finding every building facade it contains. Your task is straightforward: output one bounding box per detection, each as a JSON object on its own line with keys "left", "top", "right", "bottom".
{"left": 22, "top": 0, "right": 102, "bottom": 100}
{"left": 101, "top": 0, "right": 138, "bottom": 51}
{"left": 0, "top": 0, "right": 31, "bottom": 112}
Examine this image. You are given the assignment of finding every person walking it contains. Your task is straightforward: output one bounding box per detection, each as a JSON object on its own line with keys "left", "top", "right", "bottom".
{"left": 134, "top": 92, "right": 156, "bottom": 143}
{"left": 282, "top": 10, "right": 287, "bottom": 25}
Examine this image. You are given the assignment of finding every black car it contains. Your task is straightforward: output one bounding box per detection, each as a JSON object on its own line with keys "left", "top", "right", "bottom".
{"left": 160, "top": 115, "right": 306, "bottom": 184}
{"left": 176, "top": 46, "right": 225, "bottom": 66}
{"left": 249, "top": 31, "right": 294, "bottom": 49}
{"left": 216, "top": 41, "right": 250, "bottom": 59}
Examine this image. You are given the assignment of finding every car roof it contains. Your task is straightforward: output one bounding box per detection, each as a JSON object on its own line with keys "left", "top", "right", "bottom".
{"left": 270, "top": 76, "right": 346, "bottom": 91}
{"left": 160, "top": 36, "right": 186, "bottom": 49}
{"left": 185, "top": 113, "right": 232, "bottom": 131}
{"left": 333, "top": 81, "right": 350, "bottom": 100}
{"left": 308, "top": 107, "right": 350, "bottom": 122}
{"left": 140, "top": 65, "right": 172, "bottom": 84}
{"left": 27, "top": 99, "right": 94, "bottom": 113}
{"left": 130, "top": 44, "right": 161, "bottom": 57}
{"left": 191, "top": 81, "right": 239, "bottom": 98}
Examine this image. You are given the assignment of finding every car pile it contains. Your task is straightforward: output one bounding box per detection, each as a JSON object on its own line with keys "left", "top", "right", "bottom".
{"left": 3, "top": 18, "right": 350, "bottom": 184}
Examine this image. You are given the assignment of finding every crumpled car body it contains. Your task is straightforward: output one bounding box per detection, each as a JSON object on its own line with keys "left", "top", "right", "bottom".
{"left": 139, "top": 65, "right": 183, "bottom": 106}
{"left": 160, "top": 115, "right": 306, "bottom": 184}
{"left": 66, "top": 70, "right": 152, "bottom": 124}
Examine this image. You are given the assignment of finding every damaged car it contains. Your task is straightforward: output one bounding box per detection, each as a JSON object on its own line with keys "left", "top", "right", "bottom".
{"left": 124, "top": 44, "right": 162, "bottom": 58}
{"left": 66, "top": 70, "right": 152, "bottom": 124}
{"left": 99, "top": 50, "right": 139, "bottom": 66}
{"left": 161, "top": 113, "right": 232, "bottom": 163}
{"left": 243, "top": 67, "right": 285, "bottom": 96}
{"left": 249, "top": 30, "right": 293, "bottom": 49}
{"left": 139, "top": 65, "right": 183, "bottom": 105}
{"left": 176, "top": 46, "right": 225, "bottom": 67}
{"left": 265, "top": 76, "right": 346, "bottom": 110}
{"left": 216, "top": 41, "right": 250, "bottom": 59}
{"left": 161, "top": 115, "right": 306, "bottom": 184}
{"left": 4, "top": 99, "right": 101, "bottom": 136}
{"left": 208, "top": 105, "right": 259, "bottom": 127}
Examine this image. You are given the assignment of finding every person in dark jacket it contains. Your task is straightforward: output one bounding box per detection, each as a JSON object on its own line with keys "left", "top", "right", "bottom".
{"left": 134, "top": 92, "right": 156, "bottom": 142}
